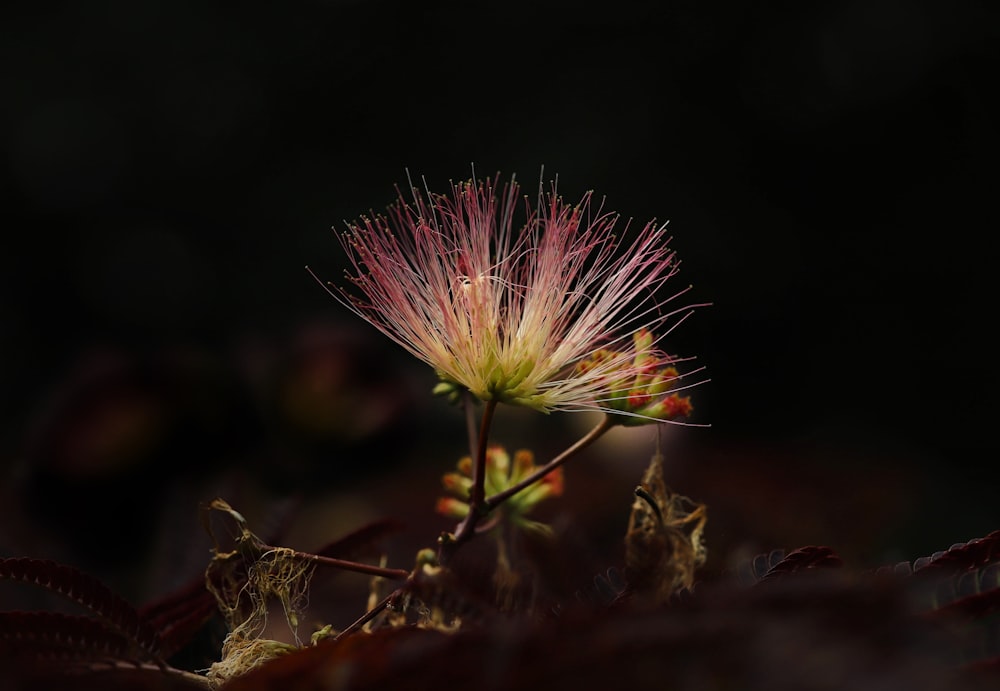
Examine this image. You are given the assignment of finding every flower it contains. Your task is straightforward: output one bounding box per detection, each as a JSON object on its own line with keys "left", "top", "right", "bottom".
{"left": 328, "top": 172, "right": 702, "bottom": 420}
{"left": 574, "top": 327, "right": 694, "bottom": 426}
{"left": 436, "top": 446, "right": 563, "bottom": 532}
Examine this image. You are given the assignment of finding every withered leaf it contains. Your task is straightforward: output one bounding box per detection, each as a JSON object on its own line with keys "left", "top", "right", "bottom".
{"left": 625, "top": 450, "right": 707, "bottom": 604}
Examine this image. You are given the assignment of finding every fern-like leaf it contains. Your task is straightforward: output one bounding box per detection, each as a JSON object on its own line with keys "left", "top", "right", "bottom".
{"left": 0, "top": 610, "right": 141, "bottom": 664}
{"left": 138, "top": 576, "right": 219, "bottom": 660}
{"left": 913, "top": 531, "right": 1000, "bottom": 576}
{"left": 759, "top": 545, "right": 842, "bottom": 581}
{"left": 732, "top": 549, "right": 786, "bottom": 586}
{"left": 0, "top": 557, "right": 162, "bottom": 661}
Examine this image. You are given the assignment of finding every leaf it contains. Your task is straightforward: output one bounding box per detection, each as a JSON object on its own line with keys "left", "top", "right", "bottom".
{"left": 912, "top": 531, "right": 1000, "bottom": 577}
{"left": 624, "top": 450, "right": 707, "bottom": 604}
{"left": 219, "top": 573, "right": 992, "bottom": 691}
{"left": 0, "top": 557, "right": 162, "bottom": 661}
{"left": 929, "top": 570, "right": 1000, "bottom": 620}
{"left": 919, "top": 559, "right": 1000, "bottom": 671}
{"left": 732, "top": 549, "right": 787, "bottom": 587}
{"left": 758, "top": 546, "right": 842, "bottom": 581}
{"left": 138, "top": 576, "right": 220, "bottom": 660}
{"left": 0, "top": 611, "right": 139, "bottom": 663}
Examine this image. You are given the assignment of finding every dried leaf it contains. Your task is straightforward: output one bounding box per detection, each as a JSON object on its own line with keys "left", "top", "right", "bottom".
{"left": 624, "top": 450, "right": 707, "bottom": 604}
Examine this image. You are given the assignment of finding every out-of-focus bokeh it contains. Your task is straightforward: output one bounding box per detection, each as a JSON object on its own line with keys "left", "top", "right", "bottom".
{"left": 2, "top": 0, "right": 997, "bottom": 620}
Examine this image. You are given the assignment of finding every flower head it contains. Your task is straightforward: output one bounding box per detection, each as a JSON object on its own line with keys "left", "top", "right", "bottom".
{"left": 328, "top": 172, "right": 703, "bottom": 421}
{"left": 436, "top": 446, "right": 563, "bottom": 533}
{"left": 575, "top": 327, "right": 694, "bottom": 426}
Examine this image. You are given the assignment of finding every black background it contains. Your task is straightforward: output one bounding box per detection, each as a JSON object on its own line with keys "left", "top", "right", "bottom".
{"left": 2, "top": 1, "right": 998, "bottom": 607}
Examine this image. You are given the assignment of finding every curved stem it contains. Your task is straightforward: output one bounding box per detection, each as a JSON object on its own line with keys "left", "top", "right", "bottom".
{"left": 485, "top": 415, "right": 615, "bottom": 510}
{"left": 467, "top": 399, "right": 497, "bottom": 511}
{"left": 441, "top": 399, "right": 498, "bottom": 562}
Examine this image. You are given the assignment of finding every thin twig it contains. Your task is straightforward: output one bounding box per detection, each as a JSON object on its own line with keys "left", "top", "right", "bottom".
{"left": 85, "top": 661, "right": 214, "bottom": 688}
{"left": 263, "top": 545, "right": 409, "bottom": 580}
{"left": 485, "top": 415, "right": 615, "bottom": 509}
{"left": 334, "top": 591, "right": 396, "bottom": 641}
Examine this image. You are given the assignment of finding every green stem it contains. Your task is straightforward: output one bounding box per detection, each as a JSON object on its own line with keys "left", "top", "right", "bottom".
{"left": 485, "top": 415, "right": 615, "bottom": 510}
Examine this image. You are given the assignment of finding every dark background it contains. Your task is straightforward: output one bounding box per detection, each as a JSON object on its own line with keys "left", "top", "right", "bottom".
{"left": 1, "top": 0, "right": 997, "bottom": 612}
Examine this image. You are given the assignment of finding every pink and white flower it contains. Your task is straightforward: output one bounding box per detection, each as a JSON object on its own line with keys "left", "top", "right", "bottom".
{"left": 325, "top": 173, "right": 703, "bottom": 421}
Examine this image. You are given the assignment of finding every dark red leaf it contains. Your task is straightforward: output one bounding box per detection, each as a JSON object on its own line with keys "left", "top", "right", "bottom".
{"left": 759, "top": 546, "right": 843, "bottom": 581}
{"left": 138, "top": 576, "right": 219, "bottom": 660}
{"left": 0, "top": 557, "right": 162, "bottom": 660}
{"left": 0, "top": 610, "right": 137, "bottom": 663}
{"left": 219, "top": 574, "right": 991, "bottom": 691}
{"left": 930, "top": 585, "right": 1000, "bottom": 620}
{"left": 733, "top": 549, "right": 787, "bottom": 586}
{"left": 914, "top": 531, "right": 1000, "bottom": 577}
